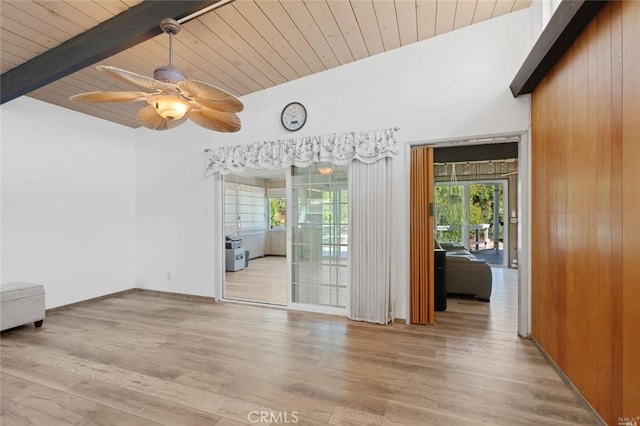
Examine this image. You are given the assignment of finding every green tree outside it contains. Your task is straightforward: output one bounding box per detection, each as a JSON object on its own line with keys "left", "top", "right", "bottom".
{"left": 435, "top": 183, "right": 503, "bottom": 245}
{"left": 270, "top": 198, "right": 286, "bottom": 228}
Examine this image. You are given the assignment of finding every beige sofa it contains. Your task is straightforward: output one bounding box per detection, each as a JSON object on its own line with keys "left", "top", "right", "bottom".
{"left": 440, "top": 243, "right": 492, "bottom": 302}
{"left": 445, "top": 254, "right": 492, "bottom": 301}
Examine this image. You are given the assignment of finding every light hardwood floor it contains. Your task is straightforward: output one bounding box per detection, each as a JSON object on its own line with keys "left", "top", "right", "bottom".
{"left": 1, "top": 268, "right": 597, "bottom": 425}
{"left": 225, "top": 256, "right": 287, "bottom": 305}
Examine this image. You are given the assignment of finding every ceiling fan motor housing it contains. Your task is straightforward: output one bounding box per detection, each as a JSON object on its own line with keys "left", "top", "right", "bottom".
{"left": 154, "top": 65, "right": 187, "bottom": 83}
{"left": 69, "top": 17, "right": 242, "bottom": 132}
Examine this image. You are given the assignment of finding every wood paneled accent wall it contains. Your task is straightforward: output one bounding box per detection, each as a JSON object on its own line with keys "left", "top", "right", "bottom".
{"left": 531, "top": 1, "right": 639, "bottom": 424}
{"left": 410, "top": 146, "right": 435, "bottom": 324}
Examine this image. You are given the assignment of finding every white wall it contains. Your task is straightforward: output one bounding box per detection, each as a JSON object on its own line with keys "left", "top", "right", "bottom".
{"left": 135, "top": 9, "right": 531, "bottom": 320}
{"left": 135, "top": 130, "right": 217, "bottom": 296}
{"left": 530, "top": 0, "right": 563, "bottom": 47}
{"left": 1, "top": 97, "right": 136, "bottom": 309}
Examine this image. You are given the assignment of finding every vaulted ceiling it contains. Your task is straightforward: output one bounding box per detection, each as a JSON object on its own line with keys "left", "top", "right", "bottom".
{"left": 1, "top": 0, "right": 530, "bottom": 129}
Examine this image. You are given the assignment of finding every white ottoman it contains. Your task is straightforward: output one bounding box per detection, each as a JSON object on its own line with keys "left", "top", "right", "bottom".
{"left": 1, "top": 282, "right": 45, "bottom": 331}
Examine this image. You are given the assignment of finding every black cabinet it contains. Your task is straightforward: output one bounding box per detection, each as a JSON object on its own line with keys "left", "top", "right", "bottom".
{"left": 434, "top": 249, "right": 447, "bottom": 311}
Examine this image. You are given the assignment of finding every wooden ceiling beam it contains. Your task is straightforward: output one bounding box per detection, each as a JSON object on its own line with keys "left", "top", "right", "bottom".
{"left": 0, "top": 0, "right": 220, "bottom": 104}
{"left": 510, "top": 0, "right": 607, "bottom": 97}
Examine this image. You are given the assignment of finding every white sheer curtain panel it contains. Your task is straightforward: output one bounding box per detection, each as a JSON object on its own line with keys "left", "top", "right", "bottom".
{"left": 348, "top": 158, "right": 394, "bottom": 324}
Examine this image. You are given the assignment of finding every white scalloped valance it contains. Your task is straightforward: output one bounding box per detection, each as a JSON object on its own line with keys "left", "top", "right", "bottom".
{"left": 204, "top": 127, "right": 399, "bottom": 175}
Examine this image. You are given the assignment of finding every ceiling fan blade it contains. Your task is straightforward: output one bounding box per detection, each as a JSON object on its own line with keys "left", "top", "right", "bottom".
{"left": 187, "top": 108, "right": 241, "bottom": 132}
{"left": 136, "top": 105, "right": 185, "bottom": 131}
{"left": 98, "top": 65, "right": 176, "bottom": 91}
{"left": 178, "top": 80, "right": 244, "bottom": 113}
{"left": 70, "top": 91, "right": 149, "bottom": 103}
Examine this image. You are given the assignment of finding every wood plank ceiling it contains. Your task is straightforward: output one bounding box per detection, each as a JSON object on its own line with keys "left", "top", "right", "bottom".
{"left": 1, "top": 0, "right": 530, "bottom": 129}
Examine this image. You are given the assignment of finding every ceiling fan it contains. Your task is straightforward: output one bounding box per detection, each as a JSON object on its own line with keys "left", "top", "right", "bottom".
{"left": 70, "top": 18, "right": 243, "bottom": 132}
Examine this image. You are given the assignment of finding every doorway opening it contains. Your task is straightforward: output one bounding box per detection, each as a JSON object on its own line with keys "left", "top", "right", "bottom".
{"left": 409, "top": 135, "right": 531, "bottom": 336}
{"left": 223, "top": 171, "right": 288, "bottom": 306}
{"left": 221, "top": 164, "right": 350, "bottom": 314}
{"left": 431, "top": 142, "right": 520, "bottom": 330}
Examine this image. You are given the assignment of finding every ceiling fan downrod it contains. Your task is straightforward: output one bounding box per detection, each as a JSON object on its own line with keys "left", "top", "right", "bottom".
{"left": 160, "top": 18, "right": 181, "bottom": 66}
{"left": 154, "top": 18, "right": 186, "bottom": 84}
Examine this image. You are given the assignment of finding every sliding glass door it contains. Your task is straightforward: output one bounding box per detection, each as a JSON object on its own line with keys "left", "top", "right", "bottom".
{"left": 290, "top": 165, "right": 348, "bottom": 310}
{"left": 435, "top": 180, "right": 507, "bottom": 265}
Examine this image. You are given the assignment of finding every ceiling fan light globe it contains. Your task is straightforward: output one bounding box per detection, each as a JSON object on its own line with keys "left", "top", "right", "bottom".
{"left": 317, "top": 163, "right": 335, "bottom": 176}
{"left": 147, "top": 94, "right": 192, "bottom": 120}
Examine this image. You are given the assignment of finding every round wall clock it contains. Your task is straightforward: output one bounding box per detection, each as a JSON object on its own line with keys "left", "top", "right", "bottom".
{"left": 281, "top": 102, "right": 307, "bottom": 131}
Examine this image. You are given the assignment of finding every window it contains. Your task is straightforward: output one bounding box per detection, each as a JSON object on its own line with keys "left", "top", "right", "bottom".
{"left": 269, "top": 197, "right": 286, "bottom": 228}
{"left": 225, "top": 180, "right": 266, "bottom": 234}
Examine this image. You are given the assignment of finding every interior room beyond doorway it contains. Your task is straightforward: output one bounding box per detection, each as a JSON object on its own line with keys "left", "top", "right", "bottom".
{"left": 434, "top": 142, "right": 519, "bottom": 269}
{"left": 224, "top": 256, "right": 287, "bottom": 305}
{"left": 224, "top": 171, "right": 287, "bottom": 306}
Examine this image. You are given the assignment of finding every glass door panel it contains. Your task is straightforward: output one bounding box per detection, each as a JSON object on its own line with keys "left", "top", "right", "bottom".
{"left": 291, "top": 165, "right": 348, "bottom": 309}
{"left": 435, "top": 180, "right": 507, "bottom": 265}
{"left": 435, "top": 184, "right": 467, "bottom": 246}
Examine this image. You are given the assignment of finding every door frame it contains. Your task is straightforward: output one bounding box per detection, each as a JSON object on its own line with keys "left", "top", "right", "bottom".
{"left": 214, "top": 167, "right": 349, "bottom": 316}
{"left": 407, "top": 131, "right": 531, "bottom": 337}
